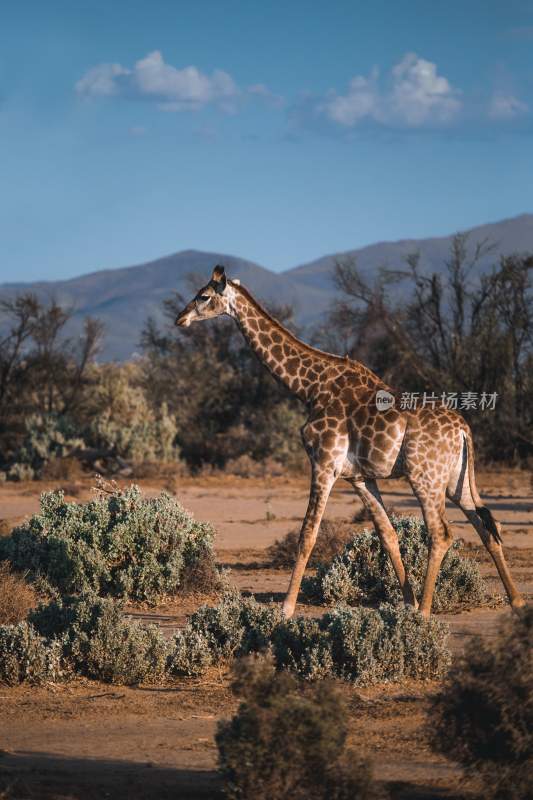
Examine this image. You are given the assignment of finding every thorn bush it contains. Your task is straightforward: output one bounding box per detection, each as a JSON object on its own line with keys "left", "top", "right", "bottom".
{"left": 0, "top": 621, "right": 63, "bottom": 686}
{"left": 216, "top": 653, "right": 380, "bottom": 800}
{"left": 267, "top": 519, "right": 354, "bottom": 569}
{"left": 429, "top": 606, "right": 532, "bottom": 800}
{"left": 0, "top": 485, "right": 220, "bottom": 603}
{"left": 302, "top": 515, "right": 488, "bottom": 612}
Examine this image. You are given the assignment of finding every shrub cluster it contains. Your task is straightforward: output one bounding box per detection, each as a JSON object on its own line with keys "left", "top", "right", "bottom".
{"left": 180, "top": 592, "right": 451, "bottom": 684}
{"left": 1, "top": 590, "right": 451, "bottom": 687}
{"left": 430, "top": 606, "right": 532, "bottom": 800}
{"left": 302, "top": 515, "right": 488, "bottom": 613}
{"left": 0, "top": 485, "right": 220, "bottom": 603}
{"left": 216, "top": 653, "right": 379, "bottom": 800}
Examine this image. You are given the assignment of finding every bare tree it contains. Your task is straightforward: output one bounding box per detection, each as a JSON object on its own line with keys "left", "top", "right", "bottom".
{"left": 327, "top": 237, "right": 533, "bottom": 461}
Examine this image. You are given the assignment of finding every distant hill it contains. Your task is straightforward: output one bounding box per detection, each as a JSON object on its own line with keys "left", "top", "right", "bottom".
{"left": 286, "top": 213, "right": 533, "bottom": 291}
{"left": 0, "top": 251, "right": 330, "bottom": 361}
{"left": 1, "top": 214, "right": 532, "bottom": 360}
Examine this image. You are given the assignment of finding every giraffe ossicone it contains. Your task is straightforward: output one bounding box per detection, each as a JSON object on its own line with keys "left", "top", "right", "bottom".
{"left": 176, "top": 265, "right": 525, "bottom": 618}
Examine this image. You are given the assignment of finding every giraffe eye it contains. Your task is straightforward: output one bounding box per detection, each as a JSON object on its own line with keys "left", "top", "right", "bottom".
{"left": 198, "top": 294, "right": 210, "bottom": 303}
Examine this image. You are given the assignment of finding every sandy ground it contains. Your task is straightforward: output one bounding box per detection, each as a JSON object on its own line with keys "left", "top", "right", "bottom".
{"left": 0, "top": 470, "right": 531, "bottom": 799}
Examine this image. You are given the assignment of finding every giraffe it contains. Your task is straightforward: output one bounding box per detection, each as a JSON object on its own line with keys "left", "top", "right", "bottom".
{"left": 175, "top": 265, "right": 525, "bottom": 618}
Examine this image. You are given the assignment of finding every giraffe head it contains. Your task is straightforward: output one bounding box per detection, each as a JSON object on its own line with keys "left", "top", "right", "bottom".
{"left": 175, "top": 265, "right": 239, "bottom": 327}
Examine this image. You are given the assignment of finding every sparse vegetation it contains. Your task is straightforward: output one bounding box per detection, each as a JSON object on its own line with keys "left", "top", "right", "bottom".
{"left": 302, "top": 515, "right": 488, "bottom": 612}
{"left": 0, "top": 484, "right": 220, "bottom": 603}
{"left": 216, "top": 653, "right": 379, "bottom": 800}
{"left": 0, "top": 562, "right": 38, "bottom": 625}
{"left": 430, "top": 606, "right": 532, "bottom": 800}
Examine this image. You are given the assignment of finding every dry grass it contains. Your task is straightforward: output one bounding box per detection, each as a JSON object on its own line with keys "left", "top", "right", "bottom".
{"left": 267, "top": 519, "right": 356, "bottom": 568}
{"left": 351, "top": 505, "right": 399, "bottom": 524}
{"left": 0, "top": 562, "right": 38, "bottom": 625}
{"left": 41, "top": 456, "right": 84, "bottom": 482}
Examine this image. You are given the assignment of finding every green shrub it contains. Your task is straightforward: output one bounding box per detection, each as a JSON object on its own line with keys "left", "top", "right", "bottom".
{"left": 430, "top": 606, "right": 532, "bottom": 800}
{"left": 270, "top": 616, "right": 335, "bottom": 680}
{"left": 186, "top": 592, "right": 451, "bottom": 684}
{"left": 87, "top": 364, "right": 180, "bottom": 464}
{"left": 216, "top": 653, "right": 379, "bottom": 800}
{"left": 30, "top": 593, "right": 169, "bottom": 685}
{"left": 0, "top": 485, "right": 220, "bottom": 603}
{"left": 322, "top": 604, "right": 451, "bottom": 684}
{"left": 187, "top": 591, "right": 282, "bottom": 661}
{"left": 166, "top": 627, "right": 214, "bottom": 677}
{"left": 0, "top": 621, "right": 63, "bottom": 685}
{"left": 302, "top": 515, "right": 488, "bottom": 612}
{"left": 7, "top": 413, "right": 85, "bottom": 481}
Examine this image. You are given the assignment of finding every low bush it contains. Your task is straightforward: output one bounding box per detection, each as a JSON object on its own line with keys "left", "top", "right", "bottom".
{"left": 185, "top": 592, "right": 451, "bottom": 684}
{"left": 3, "top": 588, "right": 451, "bottom": 687}
{"left": 267, "top": 519, "right": 355, "bottom": 569}
{"left": 430, "top": 606, "right": 532, "bottom": 800}
{"left": 302, "top": 515, "right": 488, "bottom": 612}
{"left": 30, "top": 593, "right": 169, "bottom": 685}
{"left": 0, "top": 562, "right": 38, "bottom": 624}
{"left": 0, "top": 621, "right": 63, "bottom": 686}
{"left": 167, "top": 627, "right": 214, "bottom": 677}
{"left": 216, "top": 653, "right": 379, "bottom": 800}
{"left": 0, "top": 484, "right": 220, "bottom": 603}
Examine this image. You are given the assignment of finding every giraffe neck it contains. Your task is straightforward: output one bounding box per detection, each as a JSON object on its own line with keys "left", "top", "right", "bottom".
{"left": 229, "top": 285, "right": 344, "bottom": 404}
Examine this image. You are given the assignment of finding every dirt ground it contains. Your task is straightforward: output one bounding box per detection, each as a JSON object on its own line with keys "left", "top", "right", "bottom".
{"left": 0, "top": 469, "right": 531, "bottom": 799}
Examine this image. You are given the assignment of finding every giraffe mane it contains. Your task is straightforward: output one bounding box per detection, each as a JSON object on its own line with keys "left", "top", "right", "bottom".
{"left": 233, "top": 283, "right": 349, "bottom": 365}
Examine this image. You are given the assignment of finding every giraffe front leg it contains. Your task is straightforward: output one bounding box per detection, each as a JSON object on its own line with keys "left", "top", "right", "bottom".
{"left": 282, "top": 464, "right": 336, "bottom": 618}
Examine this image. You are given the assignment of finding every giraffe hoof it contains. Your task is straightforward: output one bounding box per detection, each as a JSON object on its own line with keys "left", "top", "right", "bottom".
{"left": 511, "top": 596, "right": 526, "bottom": 612}
{"left": 281, "top": 600, "right": 295, "bottom": 619}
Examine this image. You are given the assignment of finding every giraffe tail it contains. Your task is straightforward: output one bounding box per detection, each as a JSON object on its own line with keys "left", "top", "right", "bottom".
{"left": 463, "top": 429, "right": 502, "bottom": 544}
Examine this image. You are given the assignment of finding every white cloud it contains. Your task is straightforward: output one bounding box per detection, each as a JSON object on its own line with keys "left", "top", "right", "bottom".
{"left": 319, "top": 69, "right": 381, "bottom": 126}
{"left": 75, "top": 63, "right": 130, "bottom": 97}
{"left": 317, "top": 53, "right": 461, "bottom": 128}
{"left": 391, "top": 53, "right": 461, "bottom": 125}
{"left": 488, "top": 92, "right": 528, "bottom": 120}
{"left": 248, "top": 83, "right": 285, "bottom": 108}
{"left": 76, "top": 51, "right": 240, "bottom": 112}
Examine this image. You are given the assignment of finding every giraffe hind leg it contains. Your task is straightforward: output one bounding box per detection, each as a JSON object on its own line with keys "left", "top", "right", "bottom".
{"left": 412, "top": 488, "right": 454, "bottom": 618}
{"left": 447, "top": 440, "right": 524, "bottom": 609}
{"left": 351, "top": 479, "right": 418, "bottom": 608}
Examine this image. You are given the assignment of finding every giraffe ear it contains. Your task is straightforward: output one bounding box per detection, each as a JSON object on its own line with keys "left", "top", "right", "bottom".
{"left": 211, "top": 265, "right": 227, "bottom": 294}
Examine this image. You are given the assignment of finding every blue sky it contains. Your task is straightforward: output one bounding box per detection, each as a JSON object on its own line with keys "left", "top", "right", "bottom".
{"left": 1, "top": 0, "right": 532, "bottom": 282}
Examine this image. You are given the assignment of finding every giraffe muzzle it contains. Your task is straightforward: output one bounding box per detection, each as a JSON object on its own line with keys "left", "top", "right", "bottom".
{"left": 175, "top": 312, "right": 192, "bottom": 327}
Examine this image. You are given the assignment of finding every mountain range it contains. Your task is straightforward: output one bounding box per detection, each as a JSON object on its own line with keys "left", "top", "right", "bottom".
{"left": 1, "top": 213, "right": 532, "bottom": 360}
